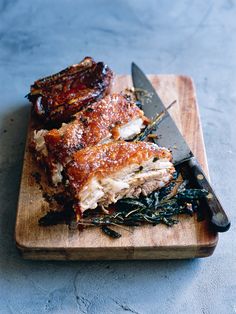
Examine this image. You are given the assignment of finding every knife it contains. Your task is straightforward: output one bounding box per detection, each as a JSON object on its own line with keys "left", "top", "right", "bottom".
{"left": 131, "top": 62, "right": 230, "bottom": 232}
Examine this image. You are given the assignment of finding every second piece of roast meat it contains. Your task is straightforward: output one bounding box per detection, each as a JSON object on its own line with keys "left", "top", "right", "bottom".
{"left": 28, "top": 57, "right": 113, "bottom": 124}
{"left": 32, "top": 93, "right": 149, "bottom": 185}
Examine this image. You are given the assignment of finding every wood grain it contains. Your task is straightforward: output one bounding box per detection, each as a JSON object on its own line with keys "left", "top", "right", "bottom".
{"left": 15, "top": 75, "right": 218, "bottom": 260}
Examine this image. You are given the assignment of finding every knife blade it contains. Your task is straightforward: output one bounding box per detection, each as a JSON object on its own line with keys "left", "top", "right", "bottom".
{"left": 131, "top": 62, "right": 230, "bottom": 232}
{"left": 132, "top": 62, "right": 193, "bottom": 164}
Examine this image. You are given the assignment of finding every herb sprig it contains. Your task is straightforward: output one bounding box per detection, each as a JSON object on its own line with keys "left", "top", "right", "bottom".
{"left": 76, "top": 174, "right": 208, "bottom": 238}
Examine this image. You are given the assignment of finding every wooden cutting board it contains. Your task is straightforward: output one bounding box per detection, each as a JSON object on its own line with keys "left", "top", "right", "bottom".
{"left": 15, "top": 75, "right": 218, "bottom": 260}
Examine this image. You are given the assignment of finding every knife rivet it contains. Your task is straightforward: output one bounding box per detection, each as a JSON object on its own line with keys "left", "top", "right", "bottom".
{"left": 207, "top": 193, "right": 213, "bottom": 199}
{"left": 197, "top": 174, "right": 204, "bottom": 180}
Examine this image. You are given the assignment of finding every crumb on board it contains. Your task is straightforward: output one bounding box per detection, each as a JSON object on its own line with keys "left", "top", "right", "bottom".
{"left": 147, "top": 134, "right": 158, "bottom": 139}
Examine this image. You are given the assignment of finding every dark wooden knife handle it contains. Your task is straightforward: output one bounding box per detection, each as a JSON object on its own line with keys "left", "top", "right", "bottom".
{"left": 186, "top": 157, "right": 230, "bottom": 232}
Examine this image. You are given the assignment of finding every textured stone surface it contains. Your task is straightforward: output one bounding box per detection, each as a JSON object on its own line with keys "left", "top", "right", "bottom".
{"left": 0, "top": 1, "right": 235, "bottom": 313}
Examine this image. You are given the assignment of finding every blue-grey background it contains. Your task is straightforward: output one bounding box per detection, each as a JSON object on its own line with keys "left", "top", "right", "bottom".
{"left": 0, "top": 0, "right": 235, "bottom": 313}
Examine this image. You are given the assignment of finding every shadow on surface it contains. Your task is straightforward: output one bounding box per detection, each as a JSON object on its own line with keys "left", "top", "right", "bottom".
{"left": 0, "top": 104, "right": 30, "bottom": 262}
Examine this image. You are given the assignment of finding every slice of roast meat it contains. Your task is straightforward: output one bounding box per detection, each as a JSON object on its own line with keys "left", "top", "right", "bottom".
{"left": 32, "top": 93, "right": 149, "bottom": 185}
{"left": 65, "top": 141, "right": 175, "bottom": 214}
{"left": 28, "top": 57, "right": 113, "bottom": 124}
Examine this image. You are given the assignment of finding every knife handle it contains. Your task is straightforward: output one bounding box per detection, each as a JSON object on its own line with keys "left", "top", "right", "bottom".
{"left": 186, "top": 157, "right": 230, "bottom": 232}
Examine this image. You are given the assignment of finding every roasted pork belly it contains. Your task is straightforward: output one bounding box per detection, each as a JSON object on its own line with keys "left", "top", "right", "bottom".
{"left": 33, "top": 94, "right": 149, "bottom": 185}
{"left": 66, "top": 141, "right": 175, "bottom": 213}
{"left": 28, "top": 57, "right": 113, "bottom": 124}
